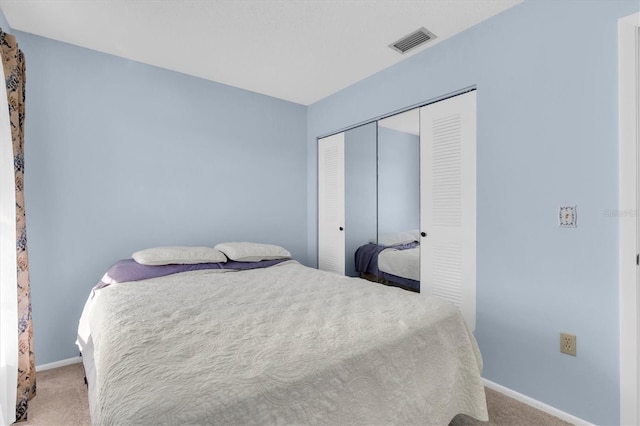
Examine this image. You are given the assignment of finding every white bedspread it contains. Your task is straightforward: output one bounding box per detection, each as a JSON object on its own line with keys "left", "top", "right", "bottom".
{"left": 77, "top": 261, "right": 487, "bottom": 425}
{"left": 378, "top": 246, "right": 420, "bottom": 281}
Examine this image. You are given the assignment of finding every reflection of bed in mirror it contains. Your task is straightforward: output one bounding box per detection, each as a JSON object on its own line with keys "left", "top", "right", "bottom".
{"left": 360, "top": 109, "right": 420, "bottom": 291}
{"left": 354, "top": 231, "right": 420, "bottom": 292}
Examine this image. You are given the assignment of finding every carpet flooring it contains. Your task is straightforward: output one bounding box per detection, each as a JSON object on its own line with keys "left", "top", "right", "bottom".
{"left": 24, "top": 363, "right": 573, "bottom": 425}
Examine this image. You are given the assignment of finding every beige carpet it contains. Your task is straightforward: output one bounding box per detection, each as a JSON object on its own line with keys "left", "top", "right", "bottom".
{"left": 25, "top": 362, "right": 573, "bottom": 425}
{"left": 26, "top": 364, "right": 91, "bottom": 426}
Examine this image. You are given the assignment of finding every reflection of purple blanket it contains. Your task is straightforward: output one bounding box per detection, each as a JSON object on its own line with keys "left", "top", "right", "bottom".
{"left": 354, "top": 242, "right": 418, "bottom": 276}
{"left": 94, "top": 258, "right": 290, "bottom": 291}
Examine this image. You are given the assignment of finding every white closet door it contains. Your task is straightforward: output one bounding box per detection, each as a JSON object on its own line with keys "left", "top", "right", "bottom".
{"left": 318, "top": 133, "right": 345, "bottom": 274}
{"left": 420, "top": 91, "right": 477, "bottom": 331}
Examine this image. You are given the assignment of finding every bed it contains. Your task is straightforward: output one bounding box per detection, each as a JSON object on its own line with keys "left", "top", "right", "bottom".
{"left": 77, "top": 243, "right": 487, "bottom": 425}
{"left": 354, "top": 241, "right": 420, "bottom": 292}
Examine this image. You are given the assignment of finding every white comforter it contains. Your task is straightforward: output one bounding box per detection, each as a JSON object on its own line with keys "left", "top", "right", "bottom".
{"left": 77, "top": 261, "right": 487, "bottom": 425}
{"left": 378, "top": 246, "right": 420, "bottom": 281}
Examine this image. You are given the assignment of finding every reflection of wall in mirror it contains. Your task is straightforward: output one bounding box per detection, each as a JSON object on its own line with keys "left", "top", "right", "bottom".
{"left": 378, "top": 127, "right": 420, "bottom": 235}
{"left": 345, "top": 124, "right": 377, "bottom": 277}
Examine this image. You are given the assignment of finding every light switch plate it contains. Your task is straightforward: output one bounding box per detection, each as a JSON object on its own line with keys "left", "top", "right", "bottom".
{"left": 559, "top": 205, "right": 577, "bottom": 228}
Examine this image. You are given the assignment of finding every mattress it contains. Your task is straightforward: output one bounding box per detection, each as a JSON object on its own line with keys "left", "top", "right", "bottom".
{"left": 77, "top": 260, "right": 487, "bottom": 425}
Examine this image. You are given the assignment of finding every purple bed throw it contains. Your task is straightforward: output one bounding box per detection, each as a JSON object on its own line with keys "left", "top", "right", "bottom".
{"left": 94, "top": 258, "right": 290, "bottom": 291}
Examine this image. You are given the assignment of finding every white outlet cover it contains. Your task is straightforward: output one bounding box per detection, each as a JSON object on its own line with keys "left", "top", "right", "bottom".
{"left": 559, "top": 205, "right": 577, "bottom": 228}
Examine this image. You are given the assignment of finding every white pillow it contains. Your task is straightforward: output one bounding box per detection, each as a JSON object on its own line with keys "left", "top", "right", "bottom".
{"left": 214, "top": 242, "right": 291, "bottom": 262}
{"left": 373, "top": 231, "right": 419, "bottom": 247}
{"left": 132, "top": 246, "right": 227, "bottom": 265}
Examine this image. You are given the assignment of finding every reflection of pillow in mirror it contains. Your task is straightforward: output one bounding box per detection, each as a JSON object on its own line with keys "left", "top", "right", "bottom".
{"left": 372, "top": 231, "right": 419, "bottom": 247}
{"left": 133, "top": 246, "right": 227, "bottom": 265}
{"left": 214, "top": 242, "right": 291, "bottom": 262}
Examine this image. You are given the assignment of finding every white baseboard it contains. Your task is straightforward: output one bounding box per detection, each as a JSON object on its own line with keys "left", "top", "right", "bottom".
{"left": 482, "top": 378, "right": 594, "bottom": 426}
{"left": 36, "top": 356, "right": 82, "bottom": 372}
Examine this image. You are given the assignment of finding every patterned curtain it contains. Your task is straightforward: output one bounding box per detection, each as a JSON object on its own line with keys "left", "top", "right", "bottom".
{"left": 0, "top": 29, "right": 35, "bottom": 422}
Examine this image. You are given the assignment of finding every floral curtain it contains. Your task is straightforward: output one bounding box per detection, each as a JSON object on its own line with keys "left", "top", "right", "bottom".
{"left": 0, "top": 28, "right": 34, "bottom": 422}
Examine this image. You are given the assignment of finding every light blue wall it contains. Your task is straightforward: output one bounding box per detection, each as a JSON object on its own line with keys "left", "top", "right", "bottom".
{"left": 307, "top": 1, "right": 639, "bottom": 424}
{"left": 345, "top": 123, "right": 377, "bottom": 277}
{"left": 377, "top": 127, "right": 419, "bottom": 235}
{"left": 16, "top": 32, "right": 307, "bottom": 365}
{"left": 7, "top": 0, "right": 639, "bottom": 422}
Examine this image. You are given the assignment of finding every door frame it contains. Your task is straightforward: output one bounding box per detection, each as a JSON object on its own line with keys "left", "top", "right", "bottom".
{"left": 619, "top": 11, "right": 640, "bottom": 426}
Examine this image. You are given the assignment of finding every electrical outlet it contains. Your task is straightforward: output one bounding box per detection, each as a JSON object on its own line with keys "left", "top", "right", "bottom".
{"left": 560, "top": 333, "right": 576, "bottom": 356}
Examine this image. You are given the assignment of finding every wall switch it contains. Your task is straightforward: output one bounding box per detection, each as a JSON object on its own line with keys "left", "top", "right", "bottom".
{"left": 559, "top": 205, "right": 577, "bottom": 228}
{"left": 560, "top": 333, "right": 577, "bottom": 356}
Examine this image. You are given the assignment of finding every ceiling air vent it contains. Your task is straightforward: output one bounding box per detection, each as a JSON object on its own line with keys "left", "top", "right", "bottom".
{"left": 389, "top": 27, "right": 437, "bottom": 54}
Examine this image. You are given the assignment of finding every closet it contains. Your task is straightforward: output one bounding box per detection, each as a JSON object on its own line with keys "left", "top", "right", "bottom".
{"left": 318, "top": 90, "right": 477, "bottom": 330}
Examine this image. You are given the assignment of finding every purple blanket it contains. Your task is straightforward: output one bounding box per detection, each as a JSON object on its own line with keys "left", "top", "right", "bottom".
{"left": 94, "top": 258, "right": 290, "bottom": 291}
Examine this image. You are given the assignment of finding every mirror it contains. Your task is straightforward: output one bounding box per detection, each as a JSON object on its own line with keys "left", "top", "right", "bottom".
{"left": 344, "top": 122, "right": 377, "bottom": 277}
{"left": 377, "top": 109, "right": 420, "bottom": 235}
{"left": 319, "top": 108, "right": 420, "bottom": 292}
{"left": 373, "top": 108, "right": 421, "bottom": 291}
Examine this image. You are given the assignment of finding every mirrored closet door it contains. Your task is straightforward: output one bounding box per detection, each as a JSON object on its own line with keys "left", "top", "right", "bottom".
{"left": 344, "top": 123, "right": 377, "bottom": 277}
{"left": 318, "top": 111, "right": 421, "bottom": 289}
{"left": 367, "top": 109, "right": 421, "bottom": 292}
{"left": 318, "top": 90, "right": 477, "bottom": 331}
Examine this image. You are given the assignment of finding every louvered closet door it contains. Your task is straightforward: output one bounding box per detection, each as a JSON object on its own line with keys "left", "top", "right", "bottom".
{"left": 420, "top": 91, "right": 477, "bottom": 331}
{"left": 318, "top": 133, "right": 345, "bottom": 274}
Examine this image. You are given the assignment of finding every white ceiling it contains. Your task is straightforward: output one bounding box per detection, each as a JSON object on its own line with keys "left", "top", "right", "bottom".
{"left": 0, "top": 0, "right": 521, "bottom": 105}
